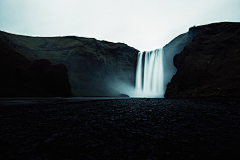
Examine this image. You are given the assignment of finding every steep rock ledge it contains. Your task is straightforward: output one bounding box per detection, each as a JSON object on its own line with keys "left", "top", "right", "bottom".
{"left": 165, "top": 22, "right": 240, "bottom": 98}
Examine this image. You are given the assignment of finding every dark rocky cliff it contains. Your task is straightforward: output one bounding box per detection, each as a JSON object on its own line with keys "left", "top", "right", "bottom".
{"left": 0, "top": 38, "right": 72, "bottom": 97}
{"left": 162, "top": 26, "right": 202, "bottom": 91}
{"left": 165, "top": 22, "right": 240, "bottom": 98}
{"left": 0, "top": 32, "right": 139, "bottom": 96}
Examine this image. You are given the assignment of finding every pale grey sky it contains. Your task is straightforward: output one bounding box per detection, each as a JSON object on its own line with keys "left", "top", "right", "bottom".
{"left": 0, "top": 0, "right": 239, "bottom": 51}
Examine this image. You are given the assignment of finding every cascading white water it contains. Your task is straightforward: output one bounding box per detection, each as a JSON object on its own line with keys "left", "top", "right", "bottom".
{"left": 135, "top": 48, "right": 164, "bottom": 98}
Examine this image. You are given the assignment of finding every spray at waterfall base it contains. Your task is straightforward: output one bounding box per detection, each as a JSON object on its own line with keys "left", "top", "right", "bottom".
{"left": 134, "top": 48, "right": 164, "bottom": 98}
{"left": 112, "top": 48, "right": 165, "bottom": 98}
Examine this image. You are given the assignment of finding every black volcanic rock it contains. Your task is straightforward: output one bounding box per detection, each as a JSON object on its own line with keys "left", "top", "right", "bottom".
{"left": 0, "top": 32, "right": 139, "bottom": 96}
{"left": 0, "top": 38, "right": 72, "bottom": 97}
{"left": 165, "top": 22, "right": 240, "bottom": 98}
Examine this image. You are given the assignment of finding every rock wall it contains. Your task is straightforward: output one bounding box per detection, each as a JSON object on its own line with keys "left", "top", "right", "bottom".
{"left": 0, "top": 32, "right": 139, "bottom": 96}
{"left": 0, "top": 38, "right": 72, "bottom": 97}
{"left": 162, "top": 26, "right": 202, "bottom": 92}
{"left": 165, "top": 22, "right": 240, "bottom": 98}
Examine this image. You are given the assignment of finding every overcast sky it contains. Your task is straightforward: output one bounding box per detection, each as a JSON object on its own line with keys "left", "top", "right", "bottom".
{"left": 0, "top": 0, "right": 239, "bottom": 51}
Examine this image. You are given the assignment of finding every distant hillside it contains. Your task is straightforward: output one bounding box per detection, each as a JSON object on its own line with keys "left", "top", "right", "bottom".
{"left": 0, "top": 32, "right": 139, "bottom": 96}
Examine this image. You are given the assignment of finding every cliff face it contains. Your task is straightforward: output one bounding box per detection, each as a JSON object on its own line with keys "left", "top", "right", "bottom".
{"left": 162, "top": 26, "right": 202, "bottom": 91}
{"left": 0, "top": 32, "right": 139, "bottom": 96}
{"left": 165, "top": 22, "right": 240, "bottom": 98}
{"left": 0, "top": 38, "right": 72, "bottom": 97}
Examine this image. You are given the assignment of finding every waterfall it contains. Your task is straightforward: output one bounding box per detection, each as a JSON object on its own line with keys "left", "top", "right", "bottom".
{"left": 135, "top": 48, "right": 164, "bottom": 98}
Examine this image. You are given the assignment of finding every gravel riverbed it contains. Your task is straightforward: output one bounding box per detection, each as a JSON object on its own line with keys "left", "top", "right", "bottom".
{"left": 0, "top": 98, "right": 240, "bottom": 160}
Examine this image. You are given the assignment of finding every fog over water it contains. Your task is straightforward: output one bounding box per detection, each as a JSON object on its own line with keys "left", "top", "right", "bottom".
{"left": 0, "top": 0, "right": 239, "bottom": 51}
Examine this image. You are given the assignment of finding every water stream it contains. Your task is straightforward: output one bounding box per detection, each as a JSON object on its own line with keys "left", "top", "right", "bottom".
{"left": 135, "top": 49, "right": 164, "bottom": 98}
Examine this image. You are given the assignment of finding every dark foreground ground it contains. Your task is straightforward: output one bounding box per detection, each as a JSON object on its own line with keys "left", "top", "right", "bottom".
{"left": 0, "top": 98, "right": 240, "bottom": 160}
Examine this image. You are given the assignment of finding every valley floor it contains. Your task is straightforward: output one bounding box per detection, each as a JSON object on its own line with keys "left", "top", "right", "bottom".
{"left": 0, "top": 98, "right": 240, "bottom": 160}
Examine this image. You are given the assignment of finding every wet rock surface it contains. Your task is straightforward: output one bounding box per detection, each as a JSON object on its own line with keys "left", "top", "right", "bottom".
{"left": 0, "top": 98, "right": 240, "bottom": 160}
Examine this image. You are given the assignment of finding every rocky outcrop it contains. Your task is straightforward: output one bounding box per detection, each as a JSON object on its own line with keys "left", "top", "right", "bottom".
{"left": 162, "top": 26, "right": 202, "bottom": 91}
{"left": 0, "top": 38, "right": 72, "bottom": 97}
{"left": 0, "top": 32, "right": 139, "bottom": 96}
{"left": 165, "top": 22, "right": 240, "bottom": 98}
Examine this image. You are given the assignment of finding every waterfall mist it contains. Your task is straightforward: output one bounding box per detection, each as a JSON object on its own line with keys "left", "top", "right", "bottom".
{"left": 111, "top": 48, "right": 165, "bottom": 98}
{"left": 133, "top": 49, "right": 164, "bottom": 98}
